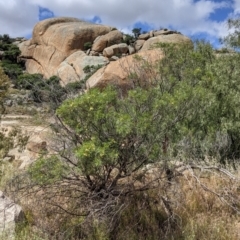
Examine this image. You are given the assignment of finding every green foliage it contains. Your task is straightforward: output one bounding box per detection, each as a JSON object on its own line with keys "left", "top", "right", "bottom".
{"left": 83, "top": 64, "right": 102, "bottom": 74}
{"left": 8, "top": 21, "right": 240, "bottom": 239}
{"left": 65, "top": 81, "right": 85, "bottom": 94}
{"left": 16, "top": 73, "right": 44, "bottom": 90}
{"left": 55, "top": 41, "right": 240, "bottom": 187}
{"left": 0, "top": 66, "right": 10, "bottom": 114}
{"left": 122, "top": 34, "right": 135, "bottom": 44}
{"left": 3, "top": 44, "right": 21, "bottom": 62}
{"left": 221, "top": 18, "right": 240, "bottom": 49}
{"left": 82, "top": 64, "right": 103, "bottom": 81}
{"left": 0, "top": 66, "right": 10, "bottom": 110}
{"left": 83, "top": 42, "right": 92, "bottom": 50}
{"left": 0, "top": 133, "right": 13, "bottom": 159}
{"left": 132, "top": 28, "right": 142, "bottom": 39}
{"left": 0, "top": 34, "right": 24, "bottom": 79}
{"left": 16, "top": 73, "right": 67, "bottom": 108}
{"left": 0, "top": 34, "right": 11, "bottom": 44}
{"left": 0, "top": 127, "right": 28, "bottom": 164}
{"left": 28, "top": 156, "right": 68, "bottom": 186}
{"left": 1, "top": 60, "right": 23, "bottom": 80}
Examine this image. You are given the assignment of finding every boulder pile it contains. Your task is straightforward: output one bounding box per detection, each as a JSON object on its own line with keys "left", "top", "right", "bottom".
{"left": 19, "top": 17, "right": 193, "bottom": 85}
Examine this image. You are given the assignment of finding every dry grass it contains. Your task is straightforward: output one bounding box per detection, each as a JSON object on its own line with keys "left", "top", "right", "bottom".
{"left": 4, "top": 162, "right": 240, "bottom": 239}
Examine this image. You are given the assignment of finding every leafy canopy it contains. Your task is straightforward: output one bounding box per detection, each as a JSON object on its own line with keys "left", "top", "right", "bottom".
{"left": 28, "top": 40, "right": 240, "bottom": 199}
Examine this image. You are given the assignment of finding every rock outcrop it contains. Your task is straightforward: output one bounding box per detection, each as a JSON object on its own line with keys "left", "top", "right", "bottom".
{"left": 92, "top": 30, "right": 123, "bottom": 52}
{"left": 86, "top": 49, "right": 164, "bottom": 91}
{"left": 57, "top": 51, "right": 109, "bottom": 84}
{"left": 19, "top": 17, "right": 192, "bottom": 85}
{"left": 103, "top": 43, "right": 129, "bottom": 58}
{"left": 0, "top": 191, "right": 25, "bottom": 237}
{"left": 141, "top": 33, "right": 193, "bottom": 51}
{"left": 20, "top": 17, "right": 113, "bottom": 82}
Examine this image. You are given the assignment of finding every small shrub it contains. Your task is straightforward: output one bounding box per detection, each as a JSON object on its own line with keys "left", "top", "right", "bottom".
{"left": 83, "top": 42, "right": 92, "bottom": 50}
{"left": 122, "top": 34, "right": 135, "bottom": 44}
{"left": 65, "top": 81, "right": 85, "bottom": 94}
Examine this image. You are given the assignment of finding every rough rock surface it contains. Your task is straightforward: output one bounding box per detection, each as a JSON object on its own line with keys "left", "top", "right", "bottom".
{"left": 0, "top": 191, "right": 25, "bottom": 237}
{"left": 20, "top": 17, "right": 113, "bottom": 78}
{"left": 19, "top": 17, "right": 193, "bottom": 84}
{"left": 0, "top": 114, "right": 50, "bottom": 169}
{"left": 128, "top": 45, "right": 136, "bottom": 55}
{"left": 153, "top": 29, "right": 177, "bottom": 36}
{"left": 86, "top": 49, "right": 164, "bottom": 91}
{"left": 138, "top": 33, "right": 150, "bottom": 40}
{"left": 92, "top": 30, "right": 123, "bottom": 52}
{"left": 134, "top": 40, "right": 145, "bottom": 51}
{"left": 57, "top": 51, "right": 109, "bottom": 84}
{"left": 141, "top": 34, "right": 193, "bottom": 51}
{"left": 103, "top": 43, "right": 129, "bottom": 58}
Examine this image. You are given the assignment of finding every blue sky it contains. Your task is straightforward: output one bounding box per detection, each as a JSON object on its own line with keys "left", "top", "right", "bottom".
{"left": 1, "top": 0, "right": 240, "bottom": 48}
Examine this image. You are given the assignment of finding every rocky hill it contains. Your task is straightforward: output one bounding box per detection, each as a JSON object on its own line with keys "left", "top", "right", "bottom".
{"left": 18, "top": 17, "right": 192, "bottom": 86}
{"left": 4, "top": 17, "right": 239, "bottom": 240}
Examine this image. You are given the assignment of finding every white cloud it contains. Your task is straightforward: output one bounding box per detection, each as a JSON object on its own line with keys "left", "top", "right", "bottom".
{"left": 0, "top": 0, "right": 39, "bottom": 37}
{"left": 233, "top": 0, "right": 240, "bottom": 13}
{"left": 0, "top": 0, "right": 233, "bottom": 41}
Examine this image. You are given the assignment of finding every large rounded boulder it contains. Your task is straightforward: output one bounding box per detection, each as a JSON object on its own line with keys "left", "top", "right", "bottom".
{"left": 86, "top": 49, "right": 164, "bottom": 91}
{"left": 141, "top": 33, "right": 193, "bottom": 51}
{"left": 20, "top": 17, "right": 113, "bottom": 78}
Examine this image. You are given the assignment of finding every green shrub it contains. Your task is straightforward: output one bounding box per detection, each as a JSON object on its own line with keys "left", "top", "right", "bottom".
{"left": 65, "top": 81, "right": 85, "bottom": 94}
{"left": 0, "top": 35, "right": 24, "bottom": 79}
{"left": 83, "top": 42, "right": 92, "bottom": 50}
{"left": 122, "top": 34, "right": 135, "bottom": 44}
{"left": 16, "top": 73, "right": 67, "bottom": 108}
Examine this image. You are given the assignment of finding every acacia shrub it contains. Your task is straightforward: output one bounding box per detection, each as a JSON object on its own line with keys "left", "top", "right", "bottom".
{"left": 26, "top": 42, "right": 229, "bottom": 202}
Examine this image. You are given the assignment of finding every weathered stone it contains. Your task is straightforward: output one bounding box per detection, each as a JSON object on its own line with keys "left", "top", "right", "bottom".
{"left": 0, "top": 191, "right": 25, "bottom": 237}
{"left": 32, "top": 45, "right": 67, "bottom": 78}
{"left": 118, "top": 43, "right": 129, "bottom": 53}
{"left": 134, "top": 40, "right": 145, "bottom": 51}
{"left": 138, "top": 33, "right": 150, "bottom": 40}
{"left": 20, "top": 17, "right": 113, "bottom": 79}
{"left": 57, "top": 51, "right": 109, "bottom": 84}
{"left": 94, "top": 36, "right": 101, "bottom": 43}
{"left": 18, "top": 40, "right": 34, "bottom": 57}
{"left": 89, "top": 51, "right": 99, "bottom": 56}
{"left": 149, "top": 30, "right": 154, "bottom": 38}
{"left": 25, "top": 59, "right": 44, "bottom": 75}
{"left": 110, "top": 56, "right": 119, "bottom": 61}
{"left": 31, "top": 17, "right": 112, "bottom": 50}
{"left": 86, "top": 49, "right": 164, "bottom": 91}
{"left": 141, "top": 34, "right": 193, "bottom": 51}
{"left": 103, "top": 44, "right": 119, "bottom": 58}
{"left": 92, "top": 30, "right": 123, "bottom": 52}
{"left": 128, "top": 45, "right": 135, "bottom": 55}
{"left": 103, "top": 43, "right": 129, "bottom": 58}
{"left": 153, "top": 29, "right": 177, "bottom": 36}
